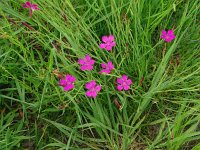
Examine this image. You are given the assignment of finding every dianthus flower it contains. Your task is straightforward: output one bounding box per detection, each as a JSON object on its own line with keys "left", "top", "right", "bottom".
{"left": 22, "top": 1, "right": 40, "bottom": 17}
{"left": 160, "top": 30, "right": 176, "bottom": 42}
{"left": 116, "top": 75, "right": 132, "bottom": 91}
{"left": 100, "top": 61, "right": 114, "bottom": 74}
{"left": 85, "top": 80, "right": 101, "bottom": 98}
{"left": 99, "top": 35, "right": 116, "bottom": 51}
{"left": 59, "top": 74, "right": 76, "bottom": 91}
{"left": 78, "top": 55, "right": 95, "bottom": 71}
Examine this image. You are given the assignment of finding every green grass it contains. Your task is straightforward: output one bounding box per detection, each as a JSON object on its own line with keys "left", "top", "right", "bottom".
{"left": 0, "top": 0, "right": 200, "bottom": 149}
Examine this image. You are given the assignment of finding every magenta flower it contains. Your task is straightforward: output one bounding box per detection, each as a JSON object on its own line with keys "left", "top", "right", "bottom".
{"left": 85, "top": 80, "right": 101, "bottom": 98}
{"left": 160, "top": 30, "right": 176, "bottom": 42}
{"left": 100, "top": 61, "right": 114, "bottom": 74}
{"left": 78, "top": 55, "right": 95, "bottom": 71}
{"left": 59, "top": 74, "right": 76, "bottom": 91}
{"left": 116, "top": 75, "right": 132, "bottom": 91}
{"left": 22, "top": 1, "right": 40, "bottom": 17}
{"left": 99, "top": 35, "right": 116, "bottom": 51}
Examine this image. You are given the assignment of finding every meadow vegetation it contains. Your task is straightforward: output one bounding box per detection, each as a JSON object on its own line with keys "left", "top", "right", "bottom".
{"left": 0, "top": 0, "right": 200, "bottom": 149}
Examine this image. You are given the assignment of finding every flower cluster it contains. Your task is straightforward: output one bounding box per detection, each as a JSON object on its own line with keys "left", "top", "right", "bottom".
{"left": 59, "top": 74, "right": 76, "bottom": 91}
{"left": 117, "top": 75, "right": 132, "bottom": 91}
{"left": 78, "top": 55, "right": 95, "bottom": 71}
{"left": 160, "top": 30, "right": 176, "bottom": 42}
{"left": 57, "top": 34, "right": 134, "bottom": 98}
{"left": 99, "top": 35, "right": 116, "bottom": 51}
{"left": 85, "top": 80, "right": 101, "bottom": 98}
{"left": 21, "top": 2, "right": 176, "bottom": 99}
{"left": 57, "top": 29, "right": 175, "bottom": 98}
{"left": 100, "top": 61, "right": 114, "bottom": 74}
{"left": 22, "top": 1, "right": 40, "bottom": 17}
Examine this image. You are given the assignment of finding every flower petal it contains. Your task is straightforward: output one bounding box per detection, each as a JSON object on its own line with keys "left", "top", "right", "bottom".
{"left": 81, "top": 65, "right": 87, "bottom": 71}
{"left": 78, "top": 58, "right": 85, "bottom": 65}
{"left": 161, "top": 30, "right": 167, "bottom": 36}
{"left": 65, "top": 74, "right": 71, "bottom": 80}
{"left": 60, "top": 79, "right": 67, "bottom": 86}
{"left": 117, "top": 85, "right": 123, "bottom": 91}
{"left": 100, "top": 69, "right": 110, "bottom": 74}
{"left": 89, "top": 59, "right": 95, "bottom": 65}
{"left": 91, "top": 91, "right": 97, "bottom": 98}
{"left": 107, "top": 61, "right": 114, "bottom": 69}
{"left": 95, "top": 85, "right": 101, "bottom": 92}
{"left": 126, "top": 79, "right": 132, "bottom": 85}
{"left": 101, "top": 63, "right": 107, "bottom": 69}
{"left": 23, "top": 1, "right": 32, "bottom": 8}
{"left": 123, "top": 85, "right": 130, "bottom": 90}
{"left": 105, "top": 45, "right": 112, "bottom": 51}
{"left": 110, "top": 41, "right": 116, "bottom": 47}
{"left": 87, "top": 65, "right": 94, "bottom": 70}
{"left": 160, "top": 35, "right": 165, "bottom": 39}
{"left": 31, "top": 4, "right": 40, "bottom": 10}
{"left": 122, "top": 75, "right": 128, "bottom": 80}
{"left": 99, "top": 43, "right": 106, "bottom": 49}
{"left": 117, "top": 78, "right": 123, "bottom": 84}
{"left": 108, "top": 35, "right": 114, "bottom": 42}
{"left": 170, "top": 35, "right": 176, "bottom": 41}
{"left": 64, "top": 84, "right": 74, "bottom": 91}
{"left": 102, "top": 36, "right": 109, "bottom": 43}
{"left": 85, "top": 54, "right": 91, "bottom": 61}
{"left": 167, "top": 30, "right": 174, "bottom": 35}
{"left": 69, "top": 75, "right": 76, "bottom": 82}
{"left": 86, "top": 90, "right": 92, "bottom": 97}
{"left": 86, "top": 80, "right": 96, "bottom": 89}
{"left": 172, "top": 35, "right": 176, "bottom": 39}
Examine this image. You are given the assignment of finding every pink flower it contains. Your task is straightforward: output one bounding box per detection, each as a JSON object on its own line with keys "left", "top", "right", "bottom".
{"left": 160, "top": 30, "right": 176, "bottom": 42}
{"left": 85, "top": 80, "right": 101, "bottom": 98}
{"left": 59, "top": 74, "right": 76, "bottom": 91}
{"left": 116, "top": 75, "right": 132, "bottom": 91}
{"left": 22, "top": 1, "right": 40, "bottom": 17}
{"left": 78, "top": 55, "right": 95, "bottom": 71}
{"left": 99, "top": 35, "right": 116, "bottom": 51}
{"left": 100, "top": 61, "right": 114, "bottom": 74}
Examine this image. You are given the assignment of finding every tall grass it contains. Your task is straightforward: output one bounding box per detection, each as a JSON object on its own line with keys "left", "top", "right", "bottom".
{"left": 0, "top": 0, "right": 200, "bottom": 149}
